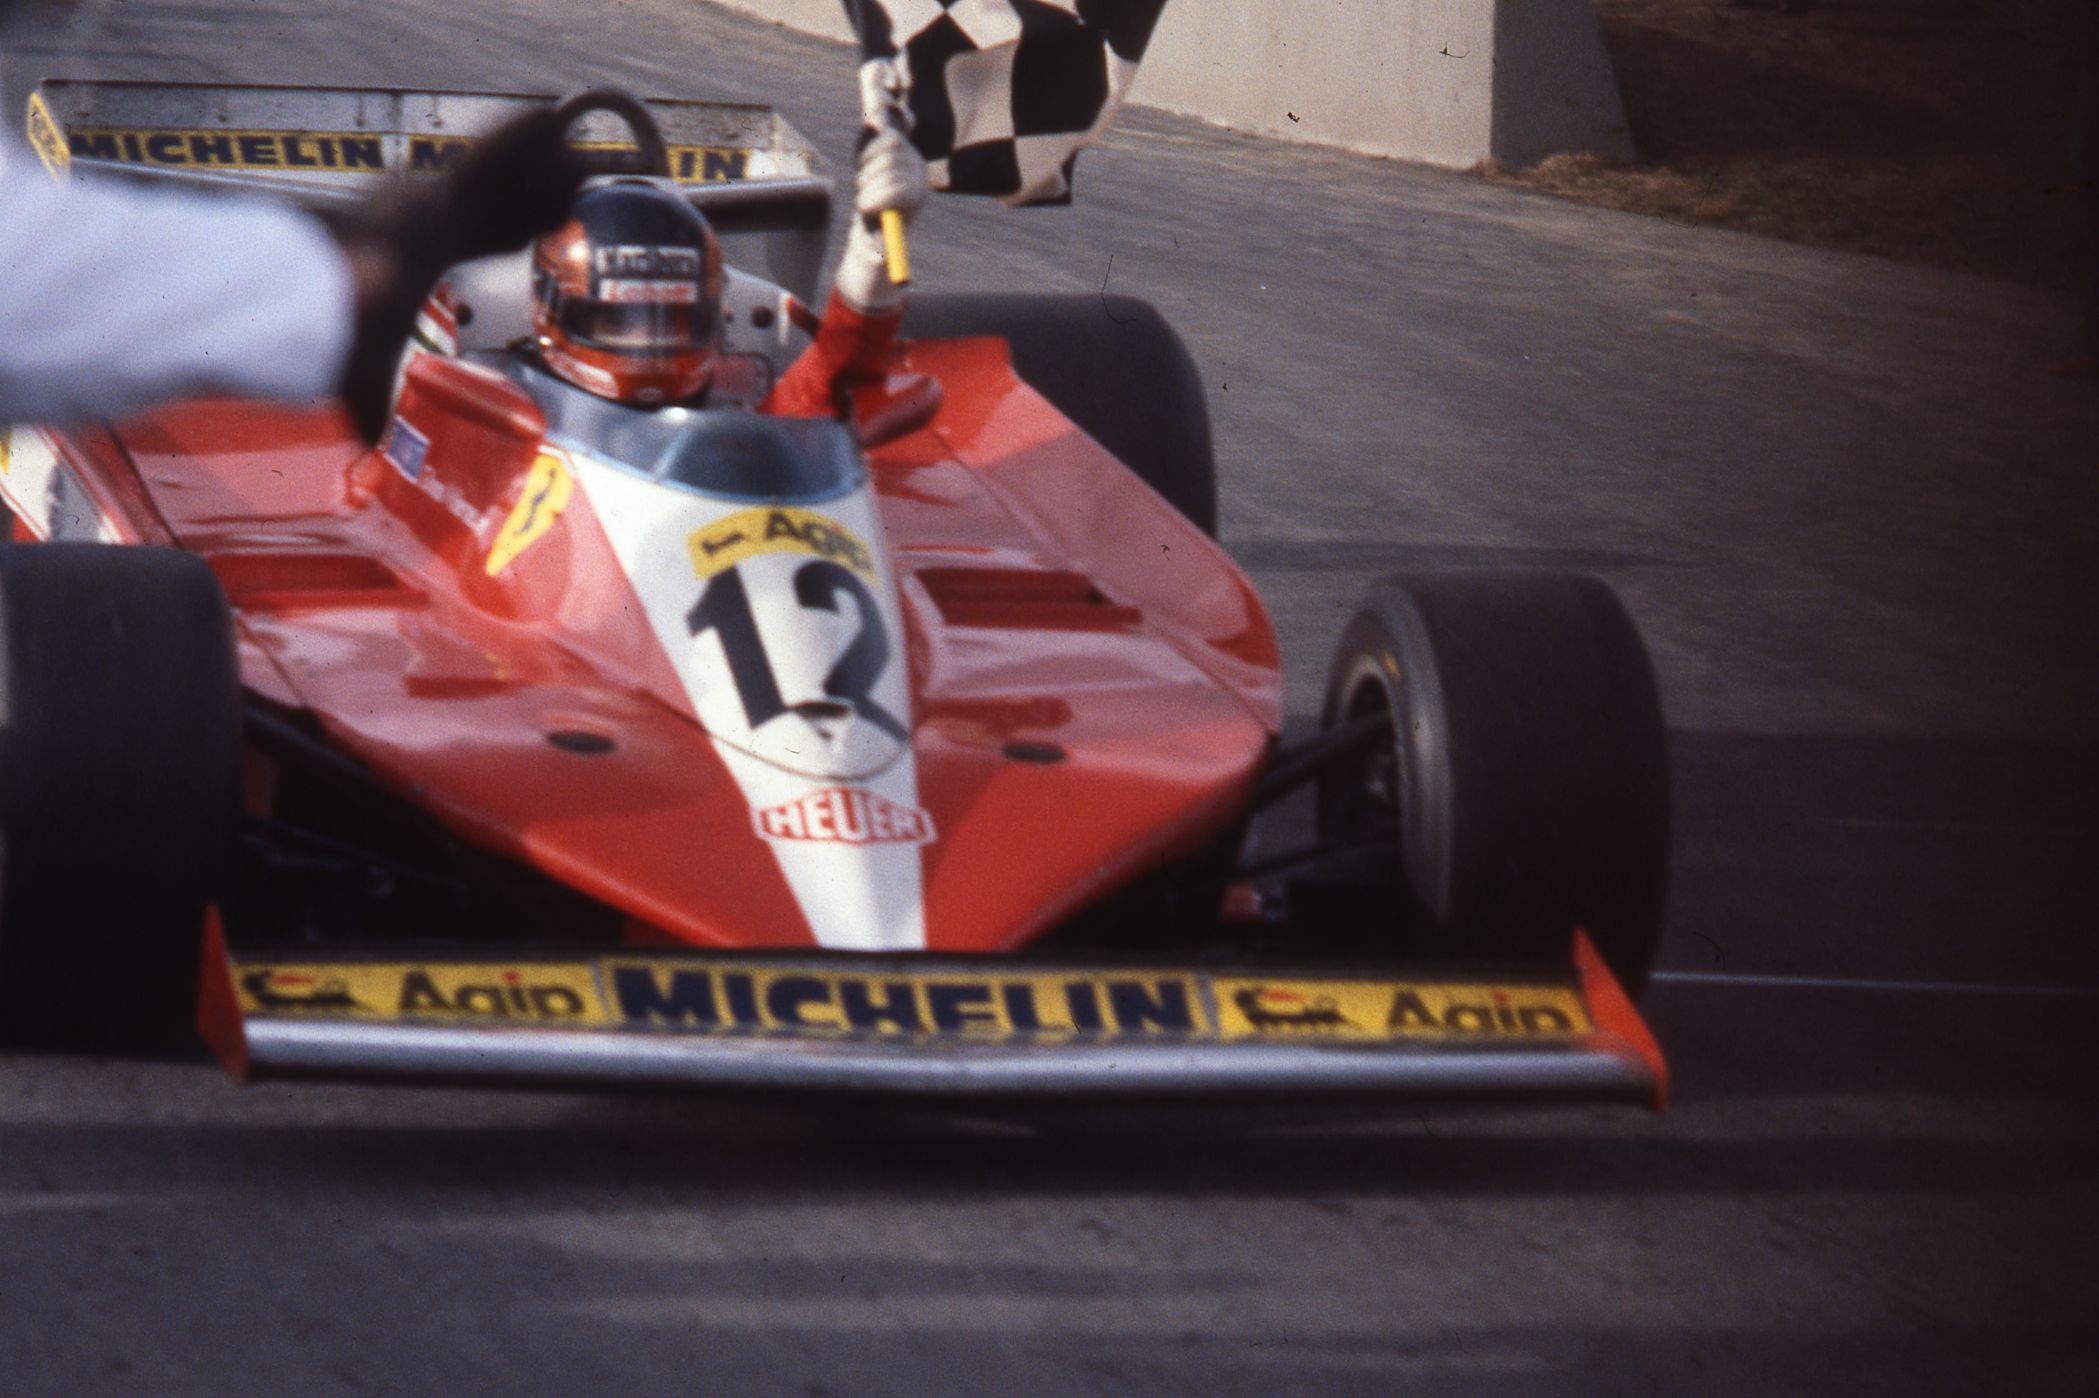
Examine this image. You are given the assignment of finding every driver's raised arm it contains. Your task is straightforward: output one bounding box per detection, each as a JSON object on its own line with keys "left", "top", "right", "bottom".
{"left": 764, "top": 125, "right": 929, "bottom": 418}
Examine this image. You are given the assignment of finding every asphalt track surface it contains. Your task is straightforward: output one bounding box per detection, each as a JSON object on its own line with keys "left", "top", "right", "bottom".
{"left": 4, "top": 2, "right": 2097, "bottom": 1394}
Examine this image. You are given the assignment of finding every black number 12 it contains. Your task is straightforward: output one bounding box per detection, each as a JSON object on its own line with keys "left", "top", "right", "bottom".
{"left": 685, "top": 559, "right": 905, "bottom": 739}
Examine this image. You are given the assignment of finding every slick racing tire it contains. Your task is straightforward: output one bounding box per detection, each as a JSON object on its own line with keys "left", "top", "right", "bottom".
{"left": 0, "top": 545, "right": 242, "bottom": 1048}
{"left": 903, "top": 293, "right": 1218, "bottom": 536}
{"left": 1317, "top": 571, "right": 1669, "bottom": 995}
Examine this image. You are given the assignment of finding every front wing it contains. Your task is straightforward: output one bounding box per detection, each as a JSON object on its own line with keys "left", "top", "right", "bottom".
{"left": 200, "top": 924, "right": 1666, "bottom": 1107}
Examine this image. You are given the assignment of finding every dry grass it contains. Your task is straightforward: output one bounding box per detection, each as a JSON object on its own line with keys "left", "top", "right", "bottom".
{"left": 1479, "top": 0, "right": 2094, "bottom": 287}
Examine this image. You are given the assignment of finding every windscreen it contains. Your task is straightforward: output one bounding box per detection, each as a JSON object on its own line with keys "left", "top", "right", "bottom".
{"left": 513, "top": 361, "right": 863, "bottom": 504}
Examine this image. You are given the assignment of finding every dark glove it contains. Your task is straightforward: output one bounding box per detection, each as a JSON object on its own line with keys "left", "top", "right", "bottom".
{"left": 333, "top": 108, "right": 587, "bottom": 442}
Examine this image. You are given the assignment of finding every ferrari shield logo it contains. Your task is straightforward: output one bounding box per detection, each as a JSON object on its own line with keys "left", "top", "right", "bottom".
{"left": 486, "top": 448, "right": 574, "bottom": 576}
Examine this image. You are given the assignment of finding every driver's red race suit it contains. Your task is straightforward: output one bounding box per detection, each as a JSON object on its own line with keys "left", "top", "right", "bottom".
{"left": 762, "top": 294, "right": 902, "bottom": 419}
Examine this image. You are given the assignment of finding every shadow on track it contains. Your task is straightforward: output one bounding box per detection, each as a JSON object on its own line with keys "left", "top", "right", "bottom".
{"left": 1668, "top": 729, "right": 2099, "bottom": 989}
{"left": 0, "top": 1084, "right": 2087, "bottom": 1205}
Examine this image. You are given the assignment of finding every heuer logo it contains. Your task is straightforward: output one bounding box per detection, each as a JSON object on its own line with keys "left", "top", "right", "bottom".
{"left": 753, "top": 788, "right": 936, "bottom": 846}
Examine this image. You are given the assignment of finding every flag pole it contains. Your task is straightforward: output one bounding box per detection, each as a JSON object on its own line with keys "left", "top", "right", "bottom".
{"left": 879, "top": 208, "right": 911, "bottom": 286}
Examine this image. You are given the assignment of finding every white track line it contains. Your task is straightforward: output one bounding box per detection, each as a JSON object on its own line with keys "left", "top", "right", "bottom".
{"left": 1651, "top": 970, "right": 2099, "bottom": 999}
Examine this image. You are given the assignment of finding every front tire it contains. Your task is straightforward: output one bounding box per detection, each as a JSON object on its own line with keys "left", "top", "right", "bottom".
{"left": 0, "top": 545, "right": 242, "bottom": 1047}
{"left": 1317, "top": 571, "right": 1669, "bottom": 994}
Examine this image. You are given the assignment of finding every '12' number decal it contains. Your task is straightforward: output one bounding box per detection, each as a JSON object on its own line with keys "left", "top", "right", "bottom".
{"left": 686, "top": 559, "right": 905, "bottom": 739}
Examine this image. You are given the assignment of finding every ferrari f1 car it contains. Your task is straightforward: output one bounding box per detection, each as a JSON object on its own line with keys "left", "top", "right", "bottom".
{"left": 0, "top": 83, "right": 1671, "bottom": 1105}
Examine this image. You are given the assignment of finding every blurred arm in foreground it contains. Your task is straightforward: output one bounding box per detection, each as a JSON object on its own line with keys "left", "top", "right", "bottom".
{"left": 0, "top": 106, "right": 583, "bottom": 440}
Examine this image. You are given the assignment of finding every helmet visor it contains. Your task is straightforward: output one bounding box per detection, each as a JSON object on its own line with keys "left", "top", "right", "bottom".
{"left": 559, "top": 279, "right": 712, "bottom": 354}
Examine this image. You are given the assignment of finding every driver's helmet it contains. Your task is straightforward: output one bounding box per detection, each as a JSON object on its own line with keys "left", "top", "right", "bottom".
{"left": 531, "top": 180, "right": 725, "bottom": 406}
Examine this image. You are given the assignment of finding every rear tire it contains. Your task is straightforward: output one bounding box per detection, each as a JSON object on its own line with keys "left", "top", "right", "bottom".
{"left": 903, "top": 293, "right": 1218, "bottom": 535}
{"left": 0, "top": 545, "right": 242, "bottom": 1048}
{"left": 1316, "top": 571, "right": 1669, "bottom": 994}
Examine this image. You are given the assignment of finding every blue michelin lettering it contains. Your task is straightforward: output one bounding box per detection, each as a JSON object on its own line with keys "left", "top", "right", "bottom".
{"left": 609, "top": 967, "right": 1205, "bottom": 1037}
{"left": 722, "top": 972, "right": 762, "bottom": 1027}
{"left": 612, "top": 966, "right": 717, "bottom": 1026}
{"left": 1064, "top": 982, "right": 1104, "bottom": 1032}
{"left": 1107, "top": 980, "right": 1196, "bottom": 1032}
{"left": 765, "top": 975, "right": 833, "bottom": 1028}
{"left": 840, "top": 979, "right": 920, "bottom": 1032}
{"left": 927, "top": 983, "right": 997, "bottom": 1032}
{"left": 1001, "top": 984, "right": 1042, "bottom": 1031}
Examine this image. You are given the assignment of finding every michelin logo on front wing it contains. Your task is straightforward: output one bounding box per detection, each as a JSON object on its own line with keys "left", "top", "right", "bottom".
{"left": 753, "top": 787, "right": 935, "bottom": 846}
{"left": 612, "top": 966, "right": 1201, "bottom": 1037}
{"left": 230, "top": 959, "right": 1599, "bottom": 1045}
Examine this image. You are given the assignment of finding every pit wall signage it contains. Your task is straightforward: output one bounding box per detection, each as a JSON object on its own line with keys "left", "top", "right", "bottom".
{"left": 62, "top": 128, "right": 762, "bottom": 183}
{"left": 235, "top": 961, "right": 1594, "bottom": 1043}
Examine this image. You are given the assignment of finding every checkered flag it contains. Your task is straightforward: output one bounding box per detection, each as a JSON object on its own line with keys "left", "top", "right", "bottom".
{"left": 842, "top": 0, "right": 1169, "bottom": 206}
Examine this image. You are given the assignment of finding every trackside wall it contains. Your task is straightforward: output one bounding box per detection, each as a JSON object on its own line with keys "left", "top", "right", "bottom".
{"left": 703, "top": 0, "right": 1634, "bottom": 168}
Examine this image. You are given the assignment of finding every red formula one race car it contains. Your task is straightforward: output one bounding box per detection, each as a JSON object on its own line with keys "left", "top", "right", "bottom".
{"left": 0, "top": 84, "right": 1670, "bottom": 1105}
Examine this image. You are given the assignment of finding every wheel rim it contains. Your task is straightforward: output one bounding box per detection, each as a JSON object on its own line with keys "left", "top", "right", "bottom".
{"left": 1320, "top": 658, "right": 1403, "bottom": 874}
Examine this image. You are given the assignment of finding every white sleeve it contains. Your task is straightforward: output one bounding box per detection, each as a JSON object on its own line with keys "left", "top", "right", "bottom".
{"left": 0, "top": 142, "right": 356, "bottom": 426}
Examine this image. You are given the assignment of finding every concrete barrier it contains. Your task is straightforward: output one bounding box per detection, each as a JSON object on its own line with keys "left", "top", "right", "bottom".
{"left": 703, "top": 0, "right": 1633, "bottom": 169}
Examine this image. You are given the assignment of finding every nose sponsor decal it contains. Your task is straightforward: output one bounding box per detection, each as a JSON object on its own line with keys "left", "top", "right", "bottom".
{"left": 753, "top": 787, "right": 936, "bottom": 846}
{"left": 570, "top": 453, "right": 925, "bottom": 949}
{"left": 575, "top": 456, "right": 908, "bottom": 778}
{"left": 686, "top": 505, "right": 876, "bottom": 583}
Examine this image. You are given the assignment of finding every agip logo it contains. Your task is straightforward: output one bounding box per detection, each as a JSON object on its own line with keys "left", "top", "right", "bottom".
{"left": 1213, "top": 978, "right": 1592, "bottom": 1040}
{"left": 687, "top": 506, "right": 876, "bottom": 583}
{"left": 396, "top": 967, "right": 597, "bottom": 1020}
{"left": 235, "top": 962, "right": 611, "bottom": 1024}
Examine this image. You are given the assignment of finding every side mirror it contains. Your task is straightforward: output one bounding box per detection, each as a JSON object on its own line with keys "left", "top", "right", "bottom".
{"left": 375, "top": 355, "right": 548, "bottom": 513}
{"left": 348, "top": 356, "right": 548, "bottom": 553}
{"left": 399, "top": 354, "right": 545, "bottom": 446}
